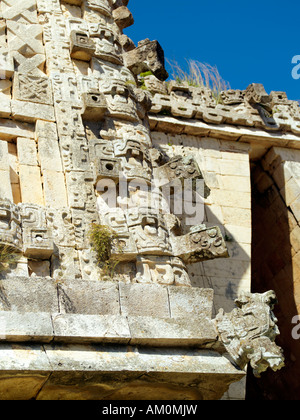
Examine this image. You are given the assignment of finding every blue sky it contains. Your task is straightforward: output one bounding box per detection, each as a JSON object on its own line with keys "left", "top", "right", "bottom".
{"left": 125, "top": 0, "right": 300, "bottom": 100}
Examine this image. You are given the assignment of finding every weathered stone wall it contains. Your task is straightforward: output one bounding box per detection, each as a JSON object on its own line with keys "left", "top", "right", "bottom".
{"left": 248, "top": 147, "right": 300, "bottom": 399}
{"left": 151, "top": 132, "right": 252, "bottom": 313}
{"left": 0, "top": 0, "right": 288, "bottom": 401}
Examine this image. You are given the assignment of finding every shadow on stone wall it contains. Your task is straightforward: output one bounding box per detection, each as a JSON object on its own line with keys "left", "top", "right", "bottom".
{"left": 246, "top": 160, "right": 300, "bottom": 400}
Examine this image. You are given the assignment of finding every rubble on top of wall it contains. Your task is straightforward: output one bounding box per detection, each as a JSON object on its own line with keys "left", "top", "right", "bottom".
{"left": 145, "top": 77, "right": 300, "bottom": 135}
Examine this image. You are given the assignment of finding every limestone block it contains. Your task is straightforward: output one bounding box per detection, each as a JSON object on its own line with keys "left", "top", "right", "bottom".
{"left": 290, "top": 201, "right": 300, "bottom": 223}
{"left": 0, "top": 80, "right": 12, "bottom": 117}
{"left": 171, "top": 225, "right": 229, "bottom": 264}
{"left": 0, "top": 48, "right": 14, "bottom": 78}
{"left": 11, "top": 100, "right": 55, "bottom": 123}
{"left": 245, "top": 83, "right": 271, "bottom": 108}
{"left": 38, "top": 136, "right": 63, "bottom": 173}
{"left": 78, "top": 249, "right": 102, "bottom": 280}
{"left": 36, "top": 0, "right": 62, "bottom": 14}
{"left": 0, "top": 169, "right": 13, "bottom": 201}
{"left": 51, "top": 74, "right": 81, "bottom": 105}
{"left": 168, "top": 287, "right": 214, "bottom": 319}
{"left": 11, "top": 183, "right": 21, "bottom": 204}
{"left": 82, "top": 91, "right": 107, "bottom": 120}
{"left": 72, "top": 208, "right": 99, "bottom": 250}
{"left": 212, "top": 190, "right": 251, "bottom": 209}
{"left": 218, "top": 175, "right": 251, "bottom": 193}
{"left": 0, "top": 21, "right": 6, "bottom": 48}
{"left": 280, "top": 176, "right": 300, "bottom": 207}
{"left": 221, "top": 207, "right": 252, "bottom": 228}
{"left": 0, "top": 312, "right": 53, "bottom": 342}
{"left": 219, "top": 159, "right": 250, "bottom": 177}
{"left": 128, "top": 316, "right": 217, "bottom": 347}
{"left": 119, "top": 283, "right": 171, "bottom": 318}
{"left": 17, "top": 137, "right": 38, "bottom": 166}
{"left": 0, "top": 96, "right": 11, "bottom": 118}
{"left": 99, "top": 78, "right": 139, "bottom": 122}
{"left": 61, "top": 0, "right": 82, "bottom": 6}
{"left": 136, "top": 256, "right": 175, "bottom": 285}
{"left": 215, "top": 291, "right": 285, "bottom": 378}
{"left": 57, "top": 280, "right": 120, "bottom": 315}
{"left": 43, "top": 170, "right": 68, "bottom": 208}
{"left": 46, "top": 208, "right": 76, "bottom": 248}
{"left": 70, "top": 31, "right": 96, "bottom": 61}
{"left": 23, "top": 228, "right": 53, "bottom": 259}
{"left": 1, "top": 0, "right": 38, "bottom": 24}
{"left": 220, "top": 89, "right": 245, "bottom": 105}
{"left": 290, "top": 225, "right": 300, "bottom": 253}
{"left": 93, "top": 28, "right": 124, "bottom": 65}
{"left": 112, "top": 6, "right": 134, "bottom": 29}
{"left": 123, "top": 39, "right": 169, "bottom": 81}
{"left": 19, "top": 203, "right": 54, "bottom": 259}
{"left": 28, "top": 260, "right": 50, "bottom": 277}
{"left": 0, "top": 344, "right": 244, "bottom": 400}
{"left": 60, "top": 135, "right": 91, "bottom": 173}
{"left": 204, "top": 258, "right": 251, "bottom": 281}
{"left": 8, "top": 142, "right": 20, "bottom": 184}
{"left": 66, "top": 171, "right": 96, "bottom": 211}
{"left": 52, "top": 314, "right": 131, "bottom": 344}
{"left": 111, "top": 232, "right": 138, "bottom": 262}
{"left": 0, "top": 140, "right": 10, "bottom": 171}
{"left": 44, "top": 42, "right": 74, "bottom": 74}
{"left": 7, "top": 21, "right": 44, "bottom": 57}
{"left": 226, "top": 241, "right": 251, "bottom": 261}
{"left": 0, "top": 277, "right": 59, "bottom": 312}
{"left": 13, "top": 52, "right": 46, "bottom": 77}
{"left": 51, "top": 247, "right": 81, "bottom": 281}
{"left": 129, "top": 222, "right": 172, "bottom": 256}
{"left": 0, "top": 119, "right": 35, "bottom": 140}
{"left": 171, "top": 257, "right": 192, "bottom": 287}
{"left": 13, "top": 73, "right": 53, "bottom": 105}
{"left": 19, "top": 165, "right": 44, "bottom": 206}
{"left": 0, "top": 199, "right": 22, "bottom": 250}
{"left": 153, "top": 155, "right": 203, "bottom": 188}
{"left": 85, "top": 0, "right": 112, "bottom": 16}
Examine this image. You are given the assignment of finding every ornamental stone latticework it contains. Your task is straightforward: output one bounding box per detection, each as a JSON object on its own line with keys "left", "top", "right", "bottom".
{"left": 0, "top": 0, "right": 288, "bottom": 400}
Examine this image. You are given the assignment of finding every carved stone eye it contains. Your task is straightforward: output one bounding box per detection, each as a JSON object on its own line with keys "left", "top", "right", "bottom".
{"left": 213, "top": 237, "right": 223, "bottom": 248}
{"left": 106, "top": 163, "right": 114, "bottom": 171}
{"left": 207, "top": 228, "right": 218, "bottom": 238}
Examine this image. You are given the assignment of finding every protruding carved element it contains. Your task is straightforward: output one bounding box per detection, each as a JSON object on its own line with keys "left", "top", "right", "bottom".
{"left": 245, "top": 83, "right": 272, "bottom": 110}
{"left": 153, "top": 156, "right": 203, "bottom": 187}
{"left": 20, "top": 204, "right": 54, "bottom": 259}
{"left": 87, "top": 0, "right": 112, "bottom": 17}
{"left": 70, "top": 31, "right": 96, "bottom": 61}
{"left": 112, "top": 6, "right": 134, "bottom": 30}
{"left": 214, "top": 291, "right": 285, "bottom": 378}
{"left": 123, "top": 39, "right": 169, "bottom": 81}
{"left": 0, "top": 199, "right": 22, "bottom": 252}
{"left": 82, "top": 91, "right": 107, "bottom": 121}
{"left": 220, "top": 89, "right": 245, "bottom": 105}
{"left": 171, "top": 225, "right": 229, "bottom": 264}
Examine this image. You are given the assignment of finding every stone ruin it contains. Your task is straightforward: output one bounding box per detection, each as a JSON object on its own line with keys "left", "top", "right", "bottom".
{"left": 0, "top": 0, "right": 288, "bottom": 400}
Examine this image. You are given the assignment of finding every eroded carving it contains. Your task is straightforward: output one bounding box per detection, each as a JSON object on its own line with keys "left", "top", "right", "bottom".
{"left": 214, "top": 291, "right": 285, "bottom": 378}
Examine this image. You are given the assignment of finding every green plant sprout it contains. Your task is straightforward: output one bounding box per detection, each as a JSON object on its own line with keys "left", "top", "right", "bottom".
{"left": 88, "top": 224, "right": 122, "bottom": 280}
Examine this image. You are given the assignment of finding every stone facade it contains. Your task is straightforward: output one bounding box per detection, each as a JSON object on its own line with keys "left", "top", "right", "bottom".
{"left": 0, "top": 0, "right": 291, "bottom": 400}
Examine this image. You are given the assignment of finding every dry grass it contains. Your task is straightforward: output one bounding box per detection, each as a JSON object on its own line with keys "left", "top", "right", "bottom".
{"left": 0, "top": 245, "right": 20, "bottom": 274}
{"left": 167, "top": 58, "right": 230, "bottom": 102}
